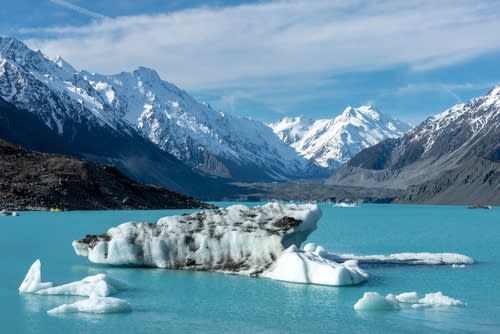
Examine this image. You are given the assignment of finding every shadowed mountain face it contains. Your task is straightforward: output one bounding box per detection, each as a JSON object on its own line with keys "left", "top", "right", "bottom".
{"left": 327, "top": 86, "right": 500, "bottom": 204}
{"left": 0, "top": 138, "right": 212, "bottom": 210}
{"left": 0, "top": 96, "right": 236, "bottom": 199}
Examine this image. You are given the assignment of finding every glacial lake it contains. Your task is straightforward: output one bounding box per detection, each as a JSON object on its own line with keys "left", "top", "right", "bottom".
{"left": 1, "top": 203, "right": 499, "bottom": 333}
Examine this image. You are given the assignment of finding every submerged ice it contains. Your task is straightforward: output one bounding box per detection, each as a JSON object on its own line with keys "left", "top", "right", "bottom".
{"left": 73, "top": 203, "right": 322, "bottom": 275}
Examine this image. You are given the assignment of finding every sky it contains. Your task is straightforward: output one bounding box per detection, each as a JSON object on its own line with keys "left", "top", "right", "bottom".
{"left": 2, "top": 0, "right": 500, "bottom": 125}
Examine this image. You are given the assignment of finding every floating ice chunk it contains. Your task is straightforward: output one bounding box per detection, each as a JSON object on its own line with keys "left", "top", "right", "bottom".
{"left": 262, "top": 245, "right": 368, "bottom": 286}
{"left": 47, "top": 294, "right": 132, "bottom": 314}
{"left": 19, "top": 259, "right": 53, "bottom": 293}
{"left": 396, "top": 291, "right": 420, "bottom": 304}
{"left": 327, "top": 252, "right": 474, "bottom": 265}
{"left": 413, "top": 292, "right": 464, "bottom": 308}
{"left": 72, "top": 203, "right": 322, "bottom": 275}
{"left": 36, "top": 274, "right": 128, "bottom": 297}
{"left": 354, "top": 292, "right": 400, "bottom": 311}
{"left": 355, "top": 291, "right": 464, "bottom": 311}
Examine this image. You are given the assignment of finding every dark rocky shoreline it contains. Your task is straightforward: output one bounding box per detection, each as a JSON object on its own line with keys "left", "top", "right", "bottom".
{"left": 0, "top": 139, "right": 212, "bottom": 210}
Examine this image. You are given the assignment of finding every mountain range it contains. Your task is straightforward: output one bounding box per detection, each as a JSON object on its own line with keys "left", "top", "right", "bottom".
{"left": 328, "top": 86, "right": 500, "bottom": 204}
{"left": 269, "top": 106, "right": 410, "bottom": 170}
{"left": 1, "top": 36, "right": 497, "bottom": 204}
{"left": 0, "top": 37, "right": 405, "bottom": 188}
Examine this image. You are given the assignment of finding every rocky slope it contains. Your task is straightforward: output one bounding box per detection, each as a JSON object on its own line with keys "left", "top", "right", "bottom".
{"left": 0, "top": 139, "right": 211, "bottom": 210}
{"left": 397, "top": 157, "right": 499, "bottom": 205}
{"left": 328, "top": 86, "right": 500, "bottom": 204}
{"left": 269, "top": 106, "right": 409, "bottom": 170}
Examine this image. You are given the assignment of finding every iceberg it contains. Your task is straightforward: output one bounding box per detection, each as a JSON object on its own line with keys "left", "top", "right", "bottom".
{"left": 47, "top": 294, "right": 132, "bottom": 314}
{"left": 72, "top": 203, "right": 322, "bottom": 275}
{"left": 262, "top": 245, "right": 368, "bottom": 286}
{"left": 36, "top": 274, "right": 128, "bottom": 297}
{"left": 354, "top": 291, "right": 464, "bottom": 311}
{"left": 19, "top": 259, "right": 53, "bottom": 293}
{"left": 412, "top": 291, "right": 464, "bottom": 308}
{"left": 354, "top": 292, "right": 400, "bottom": 311}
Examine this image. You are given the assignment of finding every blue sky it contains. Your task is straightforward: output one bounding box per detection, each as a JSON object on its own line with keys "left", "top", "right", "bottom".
{"left": 2, "top": 0, "right": 500, "bottom": 124}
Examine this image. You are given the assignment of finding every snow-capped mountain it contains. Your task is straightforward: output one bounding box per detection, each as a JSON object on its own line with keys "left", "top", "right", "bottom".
{"left": 0, "top": 37, "right": 315, "bottom": 184}
{"left": 269, "top": 106, "right": 410, "bottom": 170}
{"left": 328, "top": 86, "right": 500, "bottom": 195}
{"left": 81, "top": 68, "right": 309, "bottom": 180}
{"left": 0, "top": 37, "right": 233, "bottom": 198}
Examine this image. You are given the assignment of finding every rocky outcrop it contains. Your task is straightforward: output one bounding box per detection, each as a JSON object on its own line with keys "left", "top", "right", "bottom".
{"left": 0, "top": 139, "right": 211, "bottom": 210}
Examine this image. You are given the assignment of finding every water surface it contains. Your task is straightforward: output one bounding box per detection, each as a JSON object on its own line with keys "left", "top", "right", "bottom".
{"left": 1, "top": 203, "right": 498, "bottom": 333}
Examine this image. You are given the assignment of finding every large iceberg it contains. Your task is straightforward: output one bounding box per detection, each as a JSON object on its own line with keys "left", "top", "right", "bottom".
{"left": 261, "top": 245, "right": 367, "bottom": 286}
{"left": 73, "top": 203, "right": 322, "bottom": 275}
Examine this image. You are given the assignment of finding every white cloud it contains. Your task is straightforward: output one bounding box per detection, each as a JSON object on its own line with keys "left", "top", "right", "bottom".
{"left": 26, "top": 1, "right": 500, "bottom": 91}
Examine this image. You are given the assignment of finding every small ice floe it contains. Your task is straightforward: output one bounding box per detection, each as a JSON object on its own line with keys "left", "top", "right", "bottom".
{"left": 333, "top": 202, "right": 358, "bottom": 208}
{"left": 19, "top": 260, "right": 132, "bottom": 314}
{"left": 411, "top": 292, "right": 464, "bottom": 308}
{"left": 0, "top": 209, "right": 19, "bottom": 216}
{"left": 261, "top": 244, "right": 368, "bottom": 286}
{"left": 354, "top": 292, "right": 400, "bottom": 311}
{"left": 47, "top": 294, "right": 132, "bottom": 314}
{"left": 354, "top": 291, "right": 464, "bottom": 311}
{"left": 36, "top": 274, "right": 128, "bottom": 297}
{"left": 326, "top": 252, "right": 474, "bottom": 266}
{"left": 18, "top": 259, "right": 53, "bottom": 293}
{"left": 19, "top": 260, "right": 128, "bottom": 297}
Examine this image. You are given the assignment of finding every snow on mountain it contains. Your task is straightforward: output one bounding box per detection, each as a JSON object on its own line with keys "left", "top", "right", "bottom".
{"left": 0, "top": 37, "right": 131, "bottom": 135}
{"left": 328, "top": 86, "right": 500, "bottom": 193}
{"left": 82, "top": 68, "right": 310, "bottom": 179}
{"left": 409, "top": 86, "right": 500, "bottom": 156}
{"left": 0, "top": 37, "right": 311, "bottom": 181}
{"left": 269, "top": 106, "right": 410, "bottom": 170}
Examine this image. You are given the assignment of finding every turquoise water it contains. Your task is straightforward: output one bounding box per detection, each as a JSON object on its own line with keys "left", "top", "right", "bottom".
{"left": 1, "top": 203, "right": 499, "bottom": 333}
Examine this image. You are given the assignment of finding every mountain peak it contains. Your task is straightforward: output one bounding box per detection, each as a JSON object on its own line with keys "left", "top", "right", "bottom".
{"left": 269, "top": 106, "right": 409, "bottom": 170}
{"left": 53, "top": 55, "right": 77, "bottom": 73}
{"left": 0, "top": 37, "right": 33, "bottom": 60}
{"left": 133, "top": 66, "right": 161, "bottom": 81}
{"left": 339, "top": 105, "right": 381, "bottom": 123}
